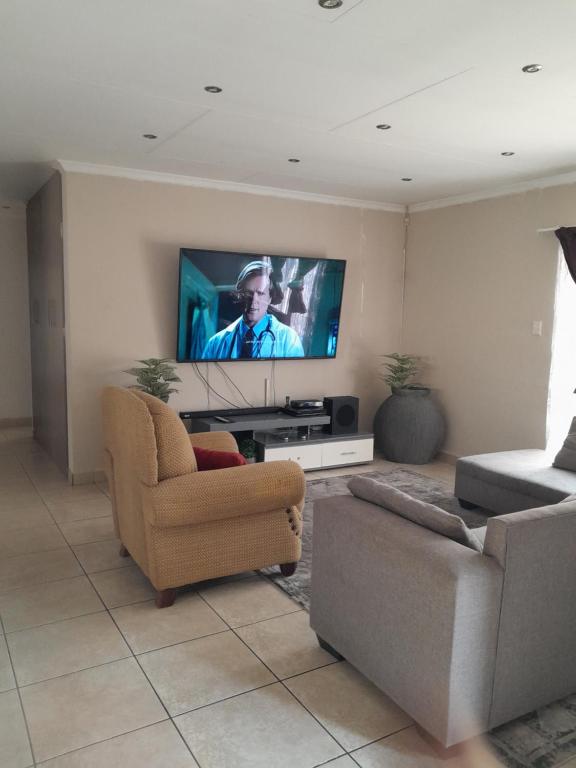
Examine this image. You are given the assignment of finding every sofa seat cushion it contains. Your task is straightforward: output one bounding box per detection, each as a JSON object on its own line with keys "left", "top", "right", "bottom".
{"left": 348, "top": 476, "right": 483, "bottom": 551}
{"left": 457, "top": 449, "right": 576, "bottom": 505}
{"left": 133, "top": 391, "right": 197, "bottom": 480}
{"left": 554, "top": 417, "right": 576, "bottom": 472}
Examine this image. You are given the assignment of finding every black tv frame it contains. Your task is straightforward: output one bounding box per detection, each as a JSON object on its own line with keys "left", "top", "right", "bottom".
{"left": 176, "top": 248, "right": 347, "bottom": 363}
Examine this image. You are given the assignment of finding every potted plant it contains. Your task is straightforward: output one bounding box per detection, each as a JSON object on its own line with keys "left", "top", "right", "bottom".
{"left": 373, "top": 353, "right": 445, "bottom": 464}
{"left": 124, "top": 358, "right": 181, "bottom": 403}
{"left": 238, "top": 437, "right": 257, "bottom": 464}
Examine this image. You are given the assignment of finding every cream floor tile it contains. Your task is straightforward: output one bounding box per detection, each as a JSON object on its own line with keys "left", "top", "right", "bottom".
{"left": 352, "top": 726, "right": 453, "bottom": 767}
{"left": 0, "top": 524, "right": 67, "bottom": 558}
{"left": 176, "top": 682, "right": 343, "bottom": 768}
{"left": 236, "top": 610, "right": 337, "bottom": 679}
{"left": 0, "top": 504, "right": 54, "bottom": 531}
{"left": 72, "top": 539, "right": 133, "bottom": 574}
{"left": 0, "top": 689, "right": 34, "bottom": 768}
{"left": 319, "top": 757, "right": 359, "bottom": 767}
{"left": 89, "top": 565, "right": 156, "bottom": 608}
{"left": 21, "top": 657, "right": 167, "bottom": 763}
{"left": 285, "top": 662, "right": 413, "bottom": 751}
{"left": 0, "top": 633, "right": 16, "bottom": 692}
{"left": 59, "top": 516, "right": 116, "bottom": 545}
{"left": 0, "top": 547, "right": 83, "bottom": 593}
{"left": 39, "top": 486, "right": 107, "bottom": 505}
{"left": 8, "top": 612, "right": 131, "bottom": 686}
{"left": 139, "top": 630, "right": 275, "bottom": 715}
{"left": 112, "top": 592, "right": 227, "bottom": 654}
{"left": 48, "top": 498, "right": 112, "bottom": 525}
{"left": 0, "top": 575, "right": 104, "bottom": 632}
{"left": 199, "top": 576, "right": 300, "bottom": 628}
{"left": 37, "top": 721, "right": 199, "bottom": 767}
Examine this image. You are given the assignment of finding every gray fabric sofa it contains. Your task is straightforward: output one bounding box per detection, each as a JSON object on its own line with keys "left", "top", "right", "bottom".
{"left": 454, "top": 449, "right": 576, "bottom": 514}
{"left": 310, "top": 493, "right": 576, "bottom": 747}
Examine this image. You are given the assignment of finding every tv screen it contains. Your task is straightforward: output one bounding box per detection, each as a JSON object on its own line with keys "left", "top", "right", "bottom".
{"left": 177, "top": 249, "right": 346, "bottom": 362}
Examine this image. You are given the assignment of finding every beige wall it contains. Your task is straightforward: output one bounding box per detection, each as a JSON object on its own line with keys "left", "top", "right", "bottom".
{"left": 0, "top": 206, "right": 31, "bottom": 422}
{"left": 403, "top": 184, "right": 576, "bottom": 457}
{"left": 64, "top": 173, "right": 405, "bottom": 476}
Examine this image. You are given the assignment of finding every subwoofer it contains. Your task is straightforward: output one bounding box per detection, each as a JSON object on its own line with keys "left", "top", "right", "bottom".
{"left": 324, "top": 396, "right": 359, "bottom": 435}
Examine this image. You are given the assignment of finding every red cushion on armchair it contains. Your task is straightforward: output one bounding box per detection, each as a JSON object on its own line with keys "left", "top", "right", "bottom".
{"left": 192, "top": 446, "right": 248, "bottom": 471}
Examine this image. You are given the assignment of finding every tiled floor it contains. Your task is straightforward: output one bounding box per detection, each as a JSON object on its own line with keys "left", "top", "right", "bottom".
{"left": 0, "top": 426, "right": 507, "bottom": 768}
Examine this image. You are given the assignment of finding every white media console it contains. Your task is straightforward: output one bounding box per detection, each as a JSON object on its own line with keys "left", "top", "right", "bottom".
{"left": 180, "top": 406, "right": 374, "bottom": 472}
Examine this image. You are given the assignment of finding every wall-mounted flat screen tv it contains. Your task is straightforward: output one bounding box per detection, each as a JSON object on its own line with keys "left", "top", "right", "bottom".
{"left": 177, "top": 249, "right": 346, "bottom": 362}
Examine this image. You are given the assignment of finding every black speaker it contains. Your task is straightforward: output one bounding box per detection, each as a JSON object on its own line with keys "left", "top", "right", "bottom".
{"left": 324, "top": 396, "right": 359, "bottom": 435}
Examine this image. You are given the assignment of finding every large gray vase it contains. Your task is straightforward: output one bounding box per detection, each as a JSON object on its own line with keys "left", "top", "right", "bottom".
{"left": 373, "top": 386, "right": 445, "bottom": 464}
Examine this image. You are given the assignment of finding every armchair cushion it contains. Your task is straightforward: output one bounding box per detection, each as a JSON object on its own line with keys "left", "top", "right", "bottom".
{"left": 193, "top": 446, "right": 247, "bottom": 471}
{"left": 145, "top": 460, "right": 305, "bottom": 527}
{"left": 133, "top": 391, "right": 197, "bottom": 480}
{"left": 348, "top": 476, "right": 483, "bottom": 551}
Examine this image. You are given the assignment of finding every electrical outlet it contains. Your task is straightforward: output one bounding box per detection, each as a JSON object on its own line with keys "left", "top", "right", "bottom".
{"left": 532, "top": 320, "right": 543, "bottom": 336}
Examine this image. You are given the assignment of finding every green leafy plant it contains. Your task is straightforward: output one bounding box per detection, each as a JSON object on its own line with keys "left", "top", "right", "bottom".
{"left": 380, "top": 353, "right": 422, "bottom": 391}
{"left": 124, "top": 358, "right": 181, "bottom": 403}
{"left": 238, "top": 437, "right": 256, "bottom": 460}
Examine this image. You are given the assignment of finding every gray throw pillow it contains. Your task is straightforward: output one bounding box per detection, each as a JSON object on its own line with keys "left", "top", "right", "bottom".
{"left": 348, "top": 476, "right": 483, "bottom": 551}
{"left": 553, "top": 417, "right": 576, "bottom": 472}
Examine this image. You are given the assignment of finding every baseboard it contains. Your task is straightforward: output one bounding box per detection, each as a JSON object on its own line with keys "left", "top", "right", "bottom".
{"left": 0, "top": 417, "right": 32, "bottom": 428}
{"left": 69, "top": 469, "right": 107, "bottom": 486}
{"left": 437, "top": 451, "right": 458, "bottom": 465}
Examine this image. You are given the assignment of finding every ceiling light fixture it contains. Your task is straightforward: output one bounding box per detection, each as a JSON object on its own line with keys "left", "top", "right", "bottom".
{"left": 376, "top": 124, "right": 391, "bottom": 130}
{"left": 522, "top": 64, "right": 542, "bottom": 73}
{"left": 142, "top": 133, "right": 158, "bottom": 140}
{"left": 401, "top": 177, "right": 413, "bottom": 182}
{"left": 204, "top": 85, "right": 223, "bottom": 93}
{"left": 318, "top": 0, "right": 343, "bottom": 8}
{"left": 288, "top": 158, "right": 301, "bottom": 163}
{"left": 501, "top": 151, "right": 515, "bottom": 156}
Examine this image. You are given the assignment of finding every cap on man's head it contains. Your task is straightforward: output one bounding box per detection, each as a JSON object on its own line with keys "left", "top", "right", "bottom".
{"left": 235, "top": 260, "right": 272, "bottom": 291}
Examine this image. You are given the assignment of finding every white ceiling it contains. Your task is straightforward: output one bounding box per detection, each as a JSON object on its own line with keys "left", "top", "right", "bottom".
{"left": 1, "top": 0, "right": 576, "bottom": 206}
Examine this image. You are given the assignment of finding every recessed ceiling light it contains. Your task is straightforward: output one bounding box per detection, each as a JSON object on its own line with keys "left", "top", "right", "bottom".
{"left": 401, "top": 177, "right": 413, "bottom": 182}
{"left": 318, "top": 0, "right": 343, "bottom": 8}
{"left": 288, "top": 158, "right": 301, "bottom": 163}
{"left": 142, "top": 133, "right": 158, "bottom": 140}
{"left": 376, "top": 124, "right": 391, "bottom": 130}
{"left": 522, "top": 64, "right": 542, "bottom": 73}
{"left": 501, "top": 151, "right": 515, "bottom": 156}
{"left": 204, "top": 85, "right": 223, "bottom": 93}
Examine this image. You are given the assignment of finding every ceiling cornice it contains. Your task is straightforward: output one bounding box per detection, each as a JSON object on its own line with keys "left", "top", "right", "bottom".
{"left": 408, "top": 169, "right": 576, "bottom": 213}
{"left": 55, "top": 160, "right": 406, "bottom": 213}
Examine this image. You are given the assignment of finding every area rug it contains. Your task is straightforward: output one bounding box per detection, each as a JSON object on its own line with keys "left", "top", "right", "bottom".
{"left": 262, "top": 468, "right": 576, "bottom": 768}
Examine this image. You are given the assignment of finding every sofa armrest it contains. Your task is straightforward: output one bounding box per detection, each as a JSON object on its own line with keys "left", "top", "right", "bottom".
{"left": 188, "top": 431, "right": 238, "bottom": 452}
{"left": 143, "top": 460, "right": 305, "bottom": 527}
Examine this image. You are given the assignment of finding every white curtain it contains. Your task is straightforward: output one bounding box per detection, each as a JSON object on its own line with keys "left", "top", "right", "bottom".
{"left": 547, "top": 251, "right": 576, "bottom": 452}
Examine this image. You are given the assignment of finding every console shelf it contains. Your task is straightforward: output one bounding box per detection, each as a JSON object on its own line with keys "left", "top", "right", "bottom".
{"left": 255, "top": 432, "right": 374, "bottom": 472}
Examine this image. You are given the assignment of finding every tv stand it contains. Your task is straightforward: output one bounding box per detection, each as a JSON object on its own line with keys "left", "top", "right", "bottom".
{"left": 180, "top": 406, "right": 374, "bottom": 472}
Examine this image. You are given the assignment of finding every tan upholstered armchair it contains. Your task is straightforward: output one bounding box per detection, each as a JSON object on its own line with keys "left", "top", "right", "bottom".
{"left": 101, "top": 387, "right": 305, "bottom": 607}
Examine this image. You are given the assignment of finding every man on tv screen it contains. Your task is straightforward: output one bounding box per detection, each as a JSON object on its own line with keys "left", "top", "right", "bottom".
{"left": 201, "top": 260, "right": 305, "bottom": 360}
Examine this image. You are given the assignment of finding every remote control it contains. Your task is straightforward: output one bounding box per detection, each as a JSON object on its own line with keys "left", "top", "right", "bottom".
{"left": 214, "top": 416, "right": 232, "bottom": 423}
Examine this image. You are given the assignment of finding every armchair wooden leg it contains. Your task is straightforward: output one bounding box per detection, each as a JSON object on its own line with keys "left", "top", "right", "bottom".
{"left": 280, "top": 562, "right": 297, "bottom": 577}
{"left": 316, "top": 635, "right": 345, "bottom": 660}
{"left": 119, "top": 544, "right": 130, "bottom": 558}
{"left": 155, "top": 588, "right": 177, "bottom": 609}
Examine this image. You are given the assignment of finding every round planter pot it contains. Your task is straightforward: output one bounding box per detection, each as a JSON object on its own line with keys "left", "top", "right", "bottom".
{"left": 373, "top": 386, "right": 446, "bottom": 464}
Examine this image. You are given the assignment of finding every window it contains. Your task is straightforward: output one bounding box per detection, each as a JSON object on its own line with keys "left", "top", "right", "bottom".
{"left": 547, "top": 251, "right": 576, "bottom": 452}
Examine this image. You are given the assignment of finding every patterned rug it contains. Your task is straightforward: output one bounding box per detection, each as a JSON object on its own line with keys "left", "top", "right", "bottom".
{"left": 262, "top": 467, "right": 576, "bottom": 768}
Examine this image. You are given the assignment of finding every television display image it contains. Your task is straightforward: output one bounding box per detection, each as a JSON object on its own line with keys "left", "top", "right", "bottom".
{"left": 177, "top": 249, "right": 346, "bottom": 362}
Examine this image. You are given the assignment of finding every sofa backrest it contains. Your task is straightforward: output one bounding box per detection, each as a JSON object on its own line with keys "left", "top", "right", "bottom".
{"left": 484, "top": 500, "right": 576, "bottom": 728}
{"left": 132, "top": 390, "right": 197, "bottom": 480}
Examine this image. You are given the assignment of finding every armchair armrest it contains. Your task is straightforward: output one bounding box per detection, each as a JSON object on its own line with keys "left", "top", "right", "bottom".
{"left": 188, "top": 431, "right": 238, "bottom": 452}
{"left": 144, "top": 460, "right": 305, "bottom": 527}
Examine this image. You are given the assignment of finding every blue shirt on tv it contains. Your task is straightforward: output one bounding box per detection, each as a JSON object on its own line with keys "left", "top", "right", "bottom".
{"left": 201, "top": 314, "right": 304, "bottom": 360}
